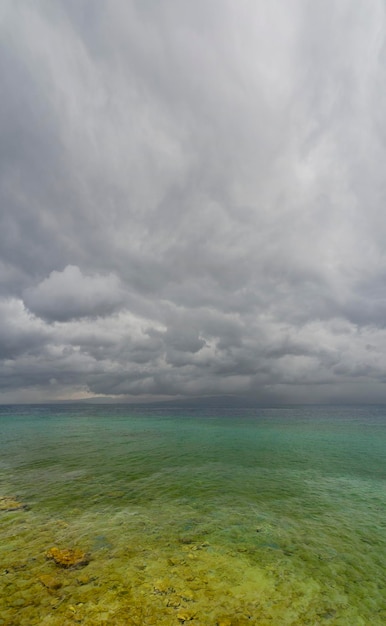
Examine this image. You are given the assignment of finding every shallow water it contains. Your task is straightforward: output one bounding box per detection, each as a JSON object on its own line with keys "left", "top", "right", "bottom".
{"left": 0, "top": 404, "right": 385, "bottom": 625}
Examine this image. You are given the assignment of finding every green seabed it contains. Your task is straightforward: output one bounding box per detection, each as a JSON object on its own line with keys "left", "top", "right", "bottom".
{"left": 0, "top": 405, "right": 385, "bottom": 625}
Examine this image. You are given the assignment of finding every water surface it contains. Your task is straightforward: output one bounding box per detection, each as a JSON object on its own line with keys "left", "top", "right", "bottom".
{"left": 0, "top": 404, "right": 385, "bottom": 625}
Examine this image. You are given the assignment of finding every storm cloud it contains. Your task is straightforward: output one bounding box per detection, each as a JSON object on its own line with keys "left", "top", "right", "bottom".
{"left": 1, "top": 0, "right": 386, "bottom": 403}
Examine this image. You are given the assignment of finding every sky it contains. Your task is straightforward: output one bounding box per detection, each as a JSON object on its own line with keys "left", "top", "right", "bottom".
{"left": 1, "top": 1, "right": 386, "bottom": 404}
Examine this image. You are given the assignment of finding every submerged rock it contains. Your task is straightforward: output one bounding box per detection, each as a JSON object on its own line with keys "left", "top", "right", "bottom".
{"left": 45, "top": 547, "right": 89, "bottom": 568}
{"left": 153, "top": 579, "right": 174, "bottom": 594}
{"left": 38, "top": 574, "right": 62, "bottom": 590}
{"left": 177, "top": 609, "right": 195, "bottom": 622}
{"left": 76, "top": 573, "right": 92, "bottom": 585}
{"left": 0, "top": 496, "right": 28, "bottom": 512}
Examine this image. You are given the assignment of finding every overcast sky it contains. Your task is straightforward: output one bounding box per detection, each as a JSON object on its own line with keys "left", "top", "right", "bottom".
{"left": 1, "top": 1, "right": 386, "bottom": 404}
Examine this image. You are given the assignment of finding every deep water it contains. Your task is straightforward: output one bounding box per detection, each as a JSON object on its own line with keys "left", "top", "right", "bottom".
{"left": 0, "top": 404, "right": 385, "bottom": 625}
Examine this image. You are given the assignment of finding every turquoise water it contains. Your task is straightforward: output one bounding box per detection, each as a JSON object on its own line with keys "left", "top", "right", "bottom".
{"left": 0, "top": 404, "right": 385, "bottom": 625}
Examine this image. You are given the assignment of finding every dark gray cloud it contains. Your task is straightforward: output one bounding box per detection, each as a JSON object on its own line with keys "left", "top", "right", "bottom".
{"left": 1, "top": 0, "right": 386, "bottom": 403}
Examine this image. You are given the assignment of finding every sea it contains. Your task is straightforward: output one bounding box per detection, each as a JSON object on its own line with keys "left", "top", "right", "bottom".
{"left": 0, "top": 404, "right": 385, "bottom": 625}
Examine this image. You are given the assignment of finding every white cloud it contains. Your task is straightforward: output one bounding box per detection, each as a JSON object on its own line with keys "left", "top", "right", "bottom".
{"left": 23, "top": 265, "right": 125, "bottom": 321}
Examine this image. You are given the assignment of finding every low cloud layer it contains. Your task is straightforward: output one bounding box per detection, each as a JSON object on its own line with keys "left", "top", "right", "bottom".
{"left": 1, "top": 1, "right": 386, "bottom": 403}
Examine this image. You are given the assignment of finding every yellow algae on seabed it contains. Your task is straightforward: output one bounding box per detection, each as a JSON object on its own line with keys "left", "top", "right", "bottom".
{"left": 0, "top": 493, "right": 385, "bottom": 626}
{"left": 0, "top": 499, "right": 384, "bottom": 626}
{"left": 45, "top": 547, "right": 90, "bottom": 568}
